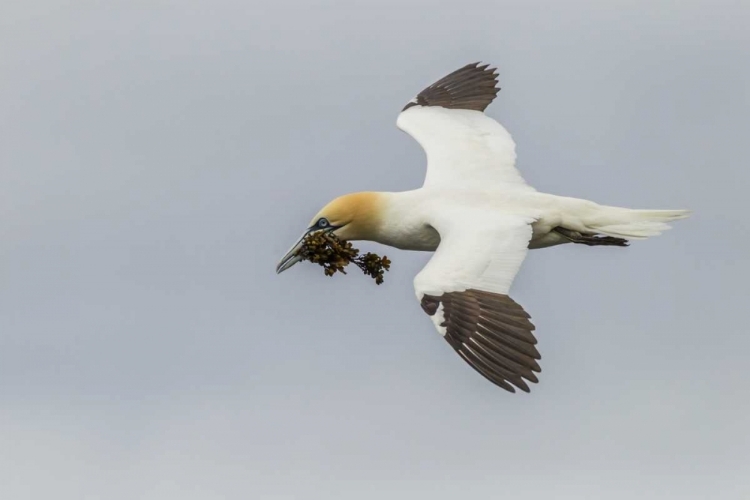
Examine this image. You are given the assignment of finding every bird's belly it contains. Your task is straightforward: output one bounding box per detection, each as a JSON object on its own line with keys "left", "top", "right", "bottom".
{"left": 529, "top": 231, "right": 568, "bottom": 249}
{"left": 378, "top": 224, "right": 441, "bottom": 252}
{"left": 529, "top": 217, "right": 567, "bottom": 249}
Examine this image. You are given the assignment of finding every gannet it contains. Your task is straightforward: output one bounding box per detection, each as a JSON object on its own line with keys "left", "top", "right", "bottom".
{"left": 276, "top": 63, "right": 690, "bottom": 393}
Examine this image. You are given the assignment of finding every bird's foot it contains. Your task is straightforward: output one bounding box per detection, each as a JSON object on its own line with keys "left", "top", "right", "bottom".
{"left": 553, "top": 227, "right": 629, "bottom": 247}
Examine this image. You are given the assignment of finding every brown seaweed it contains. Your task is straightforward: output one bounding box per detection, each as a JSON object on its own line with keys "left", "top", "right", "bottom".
{"left": 299, "top": 232, "right": 391, "bottom": 285}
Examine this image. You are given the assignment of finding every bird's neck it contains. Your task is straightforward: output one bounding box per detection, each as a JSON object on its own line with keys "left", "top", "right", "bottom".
{"left": 363, "top": 190, "right": 440, "bottom": 251}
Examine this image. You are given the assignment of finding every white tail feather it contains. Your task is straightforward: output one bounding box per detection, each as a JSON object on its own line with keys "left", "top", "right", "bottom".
{"left": 592, "top": 209, "right": 691, "bottom": 240}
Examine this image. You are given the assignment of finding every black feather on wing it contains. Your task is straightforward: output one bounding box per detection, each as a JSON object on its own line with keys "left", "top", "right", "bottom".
{"left": 403, "top": 62, "right": 500, "bottom": 112}
{"left": 421, "top": 289, "right": 541, "bottom": 393}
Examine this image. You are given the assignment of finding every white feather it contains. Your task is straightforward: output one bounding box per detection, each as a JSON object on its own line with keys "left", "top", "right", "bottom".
{"left": 397, "top": 106, "right": 534, "bottom": 190}
{"left": 413, "top": 212, "right": 535, "bottom": 305}
{"left": 592, "top": 209, "right": 692, "bottom": 239}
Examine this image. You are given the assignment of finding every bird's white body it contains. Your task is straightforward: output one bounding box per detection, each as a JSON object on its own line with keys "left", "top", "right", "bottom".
{"left": 377, "top": 188, "right": 612, "bottom": 251}
{"left": 277, "top": 62, "right": 689, "bottom": 393}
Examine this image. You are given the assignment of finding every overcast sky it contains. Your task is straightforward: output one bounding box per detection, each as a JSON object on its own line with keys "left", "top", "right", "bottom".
{"left": 1, "top": 1, "right": 749, "bottom": 499}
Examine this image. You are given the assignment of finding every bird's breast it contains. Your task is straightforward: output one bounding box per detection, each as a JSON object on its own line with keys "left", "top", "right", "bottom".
{"left": 375, "top": 219, "right": 441, "bottom": 252}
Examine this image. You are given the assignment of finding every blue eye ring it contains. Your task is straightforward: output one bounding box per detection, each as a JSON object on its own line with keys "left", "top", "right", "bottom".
{"left": 317, "top": 218, "right": 329, "bottom": 228}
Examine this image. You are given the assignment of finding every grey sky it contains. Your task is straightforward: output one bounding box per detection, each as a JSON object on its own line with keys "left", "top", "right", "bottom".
{"left": 1, "top": 1, "right": 749, "bottom": 499}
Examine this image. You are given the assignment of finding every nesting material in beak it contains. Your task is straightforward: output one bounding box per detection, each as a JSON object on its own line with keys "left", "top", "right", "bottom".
{"left": 276, "top": 231, "right": 391, "bottom": 284}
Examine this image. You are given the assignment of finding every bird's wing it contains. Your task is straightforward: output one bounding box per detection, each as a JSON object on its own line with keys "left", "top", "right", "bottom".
{"left": 396, "top": 63, "right": 533, "bottom": 190}
{"left": 414, "top": 212, "right": 541, "bottom": 393}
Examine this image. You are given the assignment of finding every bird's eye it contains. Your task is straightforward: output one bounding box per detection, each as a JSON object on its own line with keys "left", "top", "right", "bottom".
{"left": 317, "top": 218, "right": 329, "bottom": 228}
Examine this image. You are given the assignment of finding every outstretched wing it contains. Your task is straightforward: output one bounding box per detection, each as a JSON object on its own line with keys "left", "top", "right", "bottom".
{"left": 397, "top": 62, "right": 533, "bottom": 190}
{"left": 414, "top": 212, "right": 541, "bottom": 393}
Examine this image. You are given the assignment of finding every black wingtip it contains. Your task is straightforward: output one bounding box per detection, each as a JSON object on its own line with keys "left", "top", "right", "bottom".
{"left": 402, "top": 62, "right": 502, "bottom": 112}
{"left": 423, "top": 289, "right": 542, "bottom": 393}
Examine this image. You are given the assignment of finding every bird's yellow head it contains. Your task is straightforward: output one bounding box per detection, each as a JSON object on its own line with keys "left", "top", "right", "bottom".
{"left": 276, "top": 192, "right": 385, "bottom": 274}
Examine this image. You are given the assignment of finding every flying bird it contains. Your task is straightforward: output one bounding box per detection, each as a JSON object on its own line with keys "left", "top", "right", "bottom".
{"left": 276, "top": 62, "right": 689, "bottom": 393}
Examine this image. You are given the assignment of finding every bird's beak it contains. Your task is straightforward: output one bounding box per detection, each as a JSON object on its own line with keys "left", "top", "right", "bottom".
{"left": 275, "top": 232, "right": 308, "bottom": 274}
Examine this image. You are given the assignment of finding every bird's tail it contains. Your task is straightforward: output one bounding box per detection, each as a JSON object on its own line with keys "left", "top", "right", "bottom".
{"left": 588, "top": 207, "right": 691, "bottom": 240}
